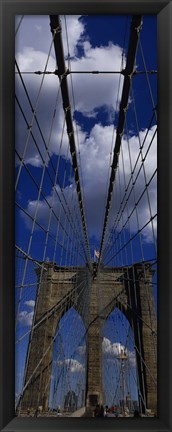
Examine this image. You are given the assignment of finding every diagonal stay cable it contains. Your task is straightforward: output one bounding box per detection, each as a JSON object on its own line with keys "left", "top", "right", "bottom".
{"left": 102, "top": 114, "right": 157, "bottom": 262}
{"left": 97, "top": 15, "right": 143, "bottom": 270}
{"left": 15, "top": 277, "right": 86, "bottom": 345}
{"left": 16, "top": 284, "right": 125, "bottom": 405}
{"left": 49, "top": 15, "right": 91, "bottom": 268}
{"left": 16, "top": 274, "right": 124, "bottom": 347}
{"left": 15, "top": 15, "right": 24, "bottom": 36}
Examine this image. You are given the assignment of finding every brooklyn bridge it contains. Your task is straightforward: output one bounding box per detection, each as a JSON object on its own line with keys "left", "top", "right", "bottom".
{"left": 15, "top": 14, "right": 157, "bottom": 417}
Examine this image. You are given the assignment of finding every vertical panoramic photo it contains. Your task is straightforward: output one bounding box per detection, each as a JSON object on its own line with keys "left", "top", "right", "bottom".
{"left": 15, "top": 14, "right": 157, "bottom": 418}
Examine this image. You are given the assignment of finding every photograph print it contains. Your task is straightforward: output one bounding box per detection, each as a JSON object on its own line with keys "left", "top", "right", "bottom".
{"left": 15, "top": 14, "right": 157, "bottom": 418}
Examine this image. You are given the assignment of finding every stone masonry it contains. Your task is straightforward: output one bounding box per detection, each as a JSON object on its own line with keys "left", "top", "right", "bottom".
{"left": 20, "top": 262, "right": 157, "bottom": 415}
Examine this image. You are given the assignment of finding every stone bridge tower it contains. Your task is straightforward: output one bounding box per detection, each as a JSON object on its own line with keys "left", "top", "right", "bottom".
{"left": 20, "top": 262, "right": 157, "bottom": 415}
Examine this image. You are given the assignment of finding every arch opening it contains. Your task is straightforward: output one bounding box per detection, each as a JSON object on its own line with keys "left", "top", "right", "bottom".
{"left": 102, "top": 307, "right": 139, "bottom": 416}
{"left": 49, "top": 307, "right": 87, "bottom": 413}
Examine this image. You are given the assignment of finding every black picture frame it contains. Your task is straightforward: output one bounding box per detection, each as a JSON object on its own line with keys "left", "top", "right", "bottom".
{"left": 0, "top": 0, "right": 171, "bottom": 431}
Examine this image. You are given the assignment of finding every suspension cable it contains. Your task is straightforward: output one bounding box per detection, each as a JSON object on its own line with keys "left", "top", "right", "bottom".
{"left": 98, "top": 15, "right": 143, "bottom": 268}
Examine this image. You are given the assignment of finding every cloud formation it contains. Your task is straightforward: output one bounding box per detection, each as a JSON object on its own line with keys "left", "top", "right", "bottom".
{"left": 15, "top": 15, "right": 125, "bottom": 170}
{"left": 15, "top": 15, "right": 157, "bottom": 248}
{"left": 102, "top": 337, "right": 136, "bottom": 368}
{"left": 61, "top": 15, "right": 85, "bottom": 58}
{"left": 56, "top": 358, "right": 85, "bottom": 373}
{"left": 68, "top": 42, "right": 124, "bottom": 116}
{"left": 18, "top": 299, "right": 35, "bottom": 326}
{"left": 24, "top": 300, "right": 35, "bottom": 308}
{"left": 18, "top": 310, "right": 34, "bottom": 327}
{"left": 20, "top": 123, "right": 157, "bottom": 243}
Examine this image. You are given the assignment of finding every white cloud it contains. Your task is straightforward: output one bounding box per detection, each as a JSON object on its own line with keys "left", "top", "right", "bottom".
{"left": 24, "top": 300, "right": 35, "bottom": 308}
{"left": 20, "top": 182, "right": 77, "bottom": 236}
{"left": 20, "top": 123, "right": 157, "bottom": 244}
{"left": 68, "top": 43, "right": 124, "bottom": 116}
{"left": 102, "top": 337, "right": 136, "bottom": 368}
{"left": 18, "top": 310, "right": 34, "bottom": 327}
{"left": 56, "top": 358, "right": 84, "bottom": 373}
{"left": 16, "top": 46, "right": 56, "bottom": 77}
{"left": 15, "top": 21, "right": 124, "bottom": 121}
{"left": 15, "top": 68, "right": 70, "bottom": 168}
{"left": 102, "top": 337, "right": 125, "bottom": 356}
{"left": 61, "top": 15, "right": 85, "bottom": 58}
{"left": 107, "top": 125, "right": 157, "bottom": 243}
{"left": 15, "top": 15, "right": 157, "bottom": 245}
{"left": 15, "top": 15, "right": 85, "bottom": 65}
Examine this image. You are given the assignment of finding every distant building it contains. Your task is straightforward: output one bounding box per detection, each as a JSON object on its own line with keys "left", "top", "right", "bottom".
{"left": 64, "top": 390, "right": 78, "bottom": 412}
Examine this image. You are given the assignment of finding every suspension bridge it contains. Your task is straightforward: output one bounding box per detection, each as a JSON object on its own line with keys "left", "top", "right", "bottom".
{"left": 15, "top": 14, "right": 157, "bottom": 418}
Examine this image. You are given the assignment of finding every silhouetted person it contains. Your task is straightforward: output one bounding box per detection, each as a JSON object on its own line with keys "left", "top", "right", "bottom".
{"left": 94, "top": 404, "right": 100, "bottom": 417}
{"left": 34, "top": 407, "right": 39, "bottom": 417}
{"left": 99, "top": 405, "right": 104, "bottom": 417}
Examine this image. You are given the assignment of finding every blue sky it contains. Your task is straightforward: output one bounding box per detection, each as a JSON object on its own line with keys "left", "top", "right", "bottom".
{"left": 15, "top": 14, "right": 157, "bottom": 412}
